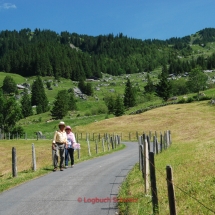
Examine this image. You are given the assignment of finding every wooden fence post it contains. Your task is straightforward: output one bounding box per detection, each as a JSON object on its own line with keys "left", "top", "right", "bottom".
{"left": 169, "top": 130, "right": 172, "bottom": 145}
{"left": 32, "top": 143, "right": 36, "bottom": 171}
{"left": 149, "top": 152, "right": 159, "bottom": 214}
{"left": 129, "top": 132, "right": 131, "bottom": 141}
{"left": 116, "top": 135, "right": 119, "bottom": 145}
{"left": 160, "top": 133, "right": 163, "bottom": 152}
{"left": 140, "top": 144, "right": 144, "bottom": 179}
{"left": 144, "top": 139, "right": 150, "bottom": 194}
{"left": 12, "top": 147, "right": 17, "bottom": 177}
{"left": 52, "top": 147, "right": 55, "bottom": 166}
{"left": 87, "top": 139, "right": 91, "bottom": 156}
{"left": 156, "top": 137, "right": 159, "bottom": 154}
{"left": 164, "top": 131, "right": 166, "bottom": 150}
{"left": 138, "top": 136, "right": 142, "bottom": 171}
{"left": 95, "top": 140, "right": 98, "bottom": 154}
{"left": 166, "top": 165, "right": 177, "bottom": 215}
{"left": 102, "top": 138, "right": 105, "bottom": 152}
{"left": 118, "top": 135, "right": 121, "bottom": 145}
{"left": 77, "top": 148, "right": 80, "bottom": 159}
{"left": 114, "top": 135, "right": 116, "bottom": 149}
{"left": 147, "top": 135, "right": 151, "bottom": 152}
{"left": 153, "top": 136, "right": 156, "bottom": 153}
{"left": 166, "top": 130, "right": 170, "bottom": 148}
{"left": 149, "top": 131, "right": 152, "bottom": 141}
{"left": 107, "top": 138, "right": 110, "bottom": 151}
{"left": 110, "top": 136, "right": 114, "bottom": 149}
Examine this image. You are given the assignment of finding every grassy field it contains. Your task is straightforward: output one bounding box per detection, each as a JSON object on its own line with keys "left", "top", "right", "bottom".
{"left": 0, "top": 139, "right": 125, "bottom": 192}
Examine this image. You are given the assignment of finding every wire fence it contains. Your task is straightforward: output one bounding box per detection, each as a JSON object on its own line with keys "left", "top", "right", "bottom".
{"left": 0, "top": 133, "right": 122, "bottom": 176}
{"left": 138, "top": 131, "right": 215, "bottom": 215}
{"left": 0, "top": 131, "right": 142, "bottom": 141}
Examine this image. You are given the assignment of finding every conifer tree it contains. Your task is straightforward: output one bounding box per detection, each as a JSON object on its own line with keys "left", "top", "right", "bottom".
{"left": 51, "top": 90, "right": 69, "bottom": 119}
{"left": 31, "top": 76, "right": 49, "bottom": 114}
{"left": 104, "top": 95, "right": 116, "bottom": 114}
{"left": 85, "top": 83, "right": 93, "bottom": 96}
{"left": 68, "top": 91, "right": 77, "bottom": 111}
{"left": 36, "top": 105, "right": 43, "bottom": 114}
{"left": 78, "top": 79, "right": 86, "bottom": 93}
{"left": 156, "top": 65, "right": 172, "bottom": 101}
{"left": 123, "top": 79, "right": 136, "bottom": 108}
{"left": 2, "top": 75, "right": 18, "bottom": 95}
{"left": 144, "top": 73, "right": 155, "bottom": 93}
{"left": 108, "top": 96, "right": 115, "bottom": 114}
{"left": 21, "top": 89, "right": 33, "bottom": 117}
{"left": 114, "top": 95, "right": 125, "bottom": 117}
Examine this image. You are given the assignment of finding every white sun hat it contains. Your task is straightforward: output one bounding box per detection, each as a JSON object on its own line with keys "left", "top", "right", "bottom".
{"left": 58, "top": 121, "right": 66, "bottom": 126}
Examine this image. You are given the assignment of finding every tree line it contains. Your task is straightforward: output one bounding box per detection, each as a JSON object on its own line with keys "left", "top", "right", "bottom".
{"left": 1, "top": 28, "right": 214, "bottom": 80}
{"left": 168, "top": 53, "right": 215, "bottom": 74}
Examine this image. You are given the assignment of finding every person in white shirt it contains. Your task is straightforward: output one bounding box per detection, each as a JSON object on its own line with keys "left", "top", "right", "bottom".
{"left": 52, "top": 121, "right": 67, "bottom": 171}
{"left": 65, "top": 126, "right": 76, "bottom": 168}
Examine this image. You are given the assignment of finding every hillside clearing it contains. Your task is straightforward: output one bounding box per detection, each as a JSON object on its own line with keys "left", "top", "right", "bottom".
{"left": 74, "top": 101, "right": 215, "bottom": 143}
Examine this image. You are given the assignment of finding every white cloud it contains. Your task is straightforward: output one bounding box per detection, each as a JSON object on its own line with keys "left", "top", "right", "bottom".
{"left": 0, "top": 3, "right": 17, "bottom": 9}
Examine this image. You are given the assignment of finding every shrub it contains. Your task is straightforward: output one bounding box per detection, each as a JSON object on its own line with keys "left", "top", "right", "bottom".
{"left": 84, "top": 111, "right": 91, "bottom": 116}
{"left": 199, "top": 96, "right": 212, "bottom": 101}
{"left": 11, "top": 126, "right": 25, "bottom": 138}
{"left": 91, "top": 107, "right": 98, "bottom": 115}
{"left": 187, "top": 97, "right": 194, "bottom": 103}
{"left": 193, "top": 95, "right": 198, "bottom": 100}
{"left": 97, "top": 105, "right": 108, "bottom": 114}
{"left": 178, "top": 98, "right": 186, "bottom": 104}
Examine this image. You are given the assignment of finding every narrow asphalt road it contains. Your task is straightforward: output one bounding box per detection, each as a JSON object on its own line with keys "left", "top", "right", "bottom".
{"left": 0, "top": 142, "right": 138, "bottom": 215}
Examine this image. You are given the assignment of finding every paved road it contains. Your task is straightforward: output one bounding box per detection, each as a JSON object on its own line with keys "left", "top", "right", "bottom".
{"left": 0, "top": 142, "right": 138, "bottom": 215}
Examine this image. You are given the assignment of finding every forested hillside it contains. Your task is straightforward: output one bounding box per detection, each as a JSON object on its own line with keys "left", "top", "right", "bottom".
{"left": 0, "top": 27, "right": 215, "bottom": 80}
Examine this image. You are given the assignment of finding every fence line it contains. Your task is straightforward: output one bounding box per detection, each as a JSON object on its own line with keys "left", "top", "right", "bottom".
{"left": 138, "top": 131, "right": 215, "bottom": 215}
{"left": 0, "top": 131, "right": 143, "bottom": 141}
{"left": 138, "top": 130, "right": 171, "bottom": 214}
{"left": 145, "top": 151, "right": 215, "bottom": 215}
{"left": 1, "top": 133, "right": 122, "bottom": 177}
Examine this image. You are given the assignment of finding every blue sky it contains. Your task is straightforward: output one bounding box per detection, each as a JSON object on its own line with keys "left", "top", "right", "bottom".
{"left": 0, "top": 0, "right": 215, "bottom": 40}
